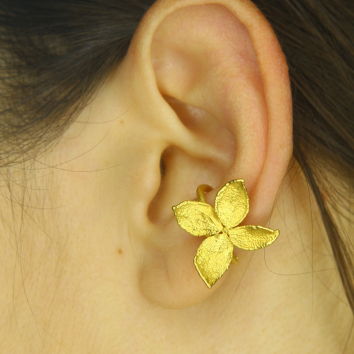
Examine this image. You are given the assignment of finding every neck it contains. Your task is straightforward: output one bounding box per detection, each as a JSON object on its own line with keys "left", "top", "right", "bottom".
{"left": 0, "top": 159, "right": 352, "bottom": 353}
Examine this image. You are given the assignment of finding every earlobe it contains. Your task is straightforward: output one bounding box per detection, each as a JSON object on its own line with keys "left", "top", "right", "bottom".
{"left": 121, "top": 0, "right": 292, "bottom": 308}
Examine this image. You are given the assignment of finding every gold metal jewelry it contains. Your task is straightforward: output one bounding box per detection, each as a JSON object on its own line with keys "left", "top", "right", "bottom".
{"left": 172, "top": 179, "right": 279, "bottom": 288}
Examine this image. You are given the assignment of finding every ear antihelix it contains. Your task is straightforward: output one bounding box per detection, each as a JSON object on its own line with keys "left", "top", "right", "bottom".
{"left": 172, "top": 179, "right": 280, "bottom": 288}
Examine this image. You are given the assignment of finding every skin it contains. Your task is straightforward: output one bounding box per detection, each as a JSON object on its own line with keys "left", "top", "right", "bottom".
{"left": 0, "top": 0, "right": 352, "bottom": 353}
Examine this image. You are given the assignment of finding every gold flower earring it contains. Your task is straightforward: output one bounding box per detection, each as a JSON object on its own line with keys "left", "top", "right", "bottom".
{"left": 172, "top": 180, "right": 279, "bottom": 288}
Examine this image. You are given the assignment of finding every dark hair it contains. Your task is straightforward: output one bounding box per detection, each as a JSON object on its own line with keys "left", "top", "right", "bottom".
{"left": 1, "top": 0, "right": 353, "bottom": 340}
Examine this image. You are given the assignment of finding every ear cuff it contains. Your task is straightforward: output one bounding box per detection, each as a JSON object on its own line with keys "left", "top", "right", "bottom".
{"left": 172, "top": 179, "right": 279, "bottom": 288}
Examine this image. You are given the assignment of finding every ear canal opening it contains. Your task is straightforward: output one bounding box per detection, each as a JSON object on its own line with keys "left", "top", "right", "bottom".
{"left": 147, "top": 148, "right": 171, "bottom": 226}
{"left": 147, "top": 145, "right": 232, "bottom": 226}
{"left": 159, "top": 154, "right": 166, "bottom": 181}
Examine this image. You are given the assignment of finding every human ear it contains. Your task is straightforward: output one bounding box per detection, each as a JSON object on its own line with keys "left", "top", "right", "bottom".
{"left": 117, "top": 0, "right": 292, "bottom": 308}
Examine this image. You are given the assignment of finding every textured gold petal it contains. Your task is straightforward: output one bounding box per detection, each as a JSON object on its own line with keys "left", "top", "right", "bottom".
{"left": 229, "top": 226, "right": 279, "bottom": 250}
{"left": 214, "top": 179, "right": 249, "bottom": 229}
{"left": 172, "top": 201, "right": 223, "bottom": 236}
{"left": 194, "top": 233, "right": 233, "bottom": 288}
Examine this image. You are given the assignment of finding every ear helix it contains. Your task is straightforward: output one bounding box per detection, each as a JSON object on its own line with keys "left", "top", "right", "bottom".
{"left": 172, "top": 179, "right": 280, "bottom": 288}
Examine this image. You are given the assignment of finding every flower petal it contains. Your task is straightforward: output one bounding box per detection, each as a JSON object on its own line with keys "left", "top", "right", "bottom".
{"left": 194, "top": 233, "right": 233, "bottom": 288}
{"left": 229, "top": 226, "right": 279, "bottom": 250}
{"left": 214, "top": 179, "right": 249, "bottom": 228}
{"left": 173, "top": 201, "right": 223, "bottom": 236}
